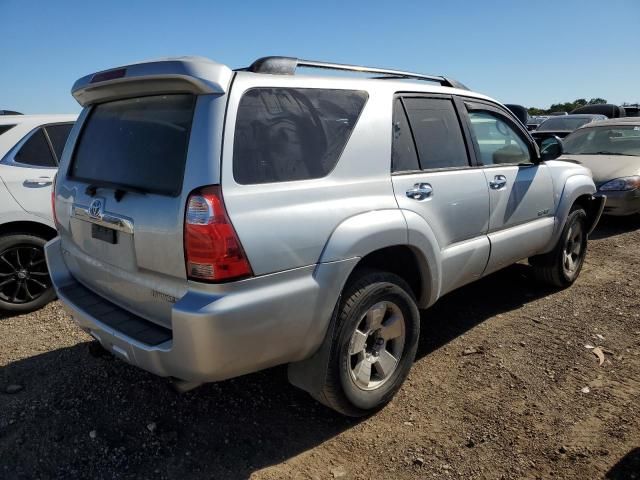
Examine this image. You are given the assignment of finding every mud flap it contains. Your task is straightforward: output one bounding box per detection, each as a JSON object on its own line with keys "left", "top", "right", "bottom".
{"left": 587, "top": 194, "right": 606, "bottom": 235}
{"left": 287, "top": 297, "right": 341, "bottom": 404}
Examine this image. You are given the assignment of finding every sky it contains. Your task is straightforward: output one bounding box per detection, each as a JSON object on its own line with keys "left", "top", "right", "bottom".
{"left": 2, "top": 0, "right": 639, "bottom": 114}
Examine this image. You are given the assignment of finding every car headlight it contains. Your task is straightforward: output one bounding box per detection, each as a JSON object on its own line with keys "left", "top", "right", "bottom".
{"left": 599, "top": 176, "right": 640, "bottom": 191}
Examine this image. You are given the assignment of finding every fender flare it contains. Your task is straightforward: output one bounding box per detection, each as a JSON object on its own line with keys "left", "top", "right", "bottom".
{"left": 318, "top": 209, "right": 407, "bottom": 263}
{"left": 542, "top": 174, "right": 597, "bottom": 253}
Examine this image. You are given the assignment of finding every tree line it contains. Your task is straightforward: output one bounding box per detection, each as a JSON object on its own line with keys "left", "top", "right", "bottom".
{"left": 528, "top": 98, "right": 608, "bottom": 115}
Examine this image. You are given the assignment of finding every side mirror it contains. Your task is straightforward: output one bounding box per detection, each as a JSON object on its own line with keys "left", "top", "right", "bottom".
{"left": 540, "top": 136, "right": 564, "bottom": 161}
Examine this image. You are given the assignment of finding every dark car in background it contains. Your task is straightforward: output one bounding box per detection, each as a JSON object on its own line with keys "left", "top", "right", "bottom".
{"left": 532, "top": 114, "right": 606, "bottom": 143}
{"left": 527, "top": 115, "right": 548, "bottom": 131}
{"left": 571, "top": 104, "right": 626, "bottom": 119}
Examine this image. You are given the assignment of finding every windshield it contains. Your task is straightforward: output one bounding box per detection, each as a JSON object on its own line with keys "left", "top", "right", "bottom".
{"left": 71, "top": 94, "right": 196, "bottom": 196}
{"left": 563, "top": 125, "right": 640, "bottom": 156}
{"left": 537, "top": 117, "right": 594, "bottom": 131}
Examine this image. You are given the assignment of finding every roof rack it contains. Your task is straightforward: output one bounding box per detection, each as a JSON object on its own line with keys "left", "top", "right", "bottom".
{"left": 0, "top": 110, "right": 23, "bottom": 116}
{"left": 240, "top": 56, "right": 468, "bottom": 90}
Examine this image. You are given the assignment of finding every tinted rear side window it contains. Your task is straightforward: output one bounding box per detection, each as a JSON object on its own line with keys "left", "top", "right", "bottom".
{"left": 45, "top": 124, "right": 73, "bottom": 161}
{"left": 15, "top": 128, "right": 57, "bottom": 167}
{"left": 403, "top": 98, "right": 469, "bottom": 169}
{"left": 233, "top": 88, "right": 367, "bottom": 184}
{"left": 0, "top": 125, "right": 16, "bottom": 136}
{"left": 71, "top": 94, "right": 195, "bottom": 196}
{"left": 392, "top": 99, "right": 419, "bottom": 172}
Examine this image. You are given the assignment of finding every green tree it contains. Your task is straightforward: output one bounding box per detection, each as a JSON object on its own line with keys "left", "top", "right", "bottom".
{"left": 528, "top": 98, "right": 608, "bottom": 115}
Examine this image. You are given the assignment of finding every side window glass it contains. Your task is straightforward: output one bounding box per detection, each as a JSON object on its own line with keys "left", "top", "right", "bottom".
{"left": 403, "top": 98, "right": 469, "bottom": 169}
{"left": 391, "top": 99, "right": 419, "bottom": 172}
{"left": 45, "top": 124, "right": 73, "bottom": 161}
{"left": 468, "top": 111, "right": 532, "bottom": 165}
{"left": 233, "top": 88, "right": 368, "bottom": 184}
{"left": 14, "top": 128, "right": 57, "bottom": 167}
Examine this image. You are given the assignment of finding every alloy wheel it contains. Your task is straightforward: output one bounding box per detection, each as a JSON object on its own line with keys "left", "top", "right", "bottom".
{"left": 348, "top": 301, "right": 406, "bottom": 391}
{"left": 0, "top": 246, "right": 51, "bottom": 304}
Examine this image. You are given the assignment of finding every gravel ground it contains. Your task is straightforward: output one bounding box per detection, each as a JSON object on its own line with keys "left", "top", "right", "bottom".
{"left": 1, "top": 216, "right": 639, "bottom": 480}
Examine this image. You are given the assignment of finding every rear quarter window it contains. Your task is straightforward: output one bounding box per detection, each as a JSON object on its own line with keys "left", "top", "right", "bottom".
{"left": 233, "top": 88, "right": 368, "bottom": 184}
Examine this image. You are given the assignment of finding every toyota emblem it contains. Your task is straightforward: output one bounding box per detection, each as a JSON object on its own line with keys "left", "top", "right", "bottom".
{"left": 89, "top": 199, "right": 103, "bottom": 219}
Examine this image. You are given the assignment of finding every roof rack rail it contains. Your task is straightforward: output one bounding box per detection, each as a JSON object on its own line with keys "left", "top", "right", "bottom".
{"left": 0, "top": 110, "right": 23, "bottom": 115}
{"left": 240, "top": 56, "right": 468, "bottom": 90}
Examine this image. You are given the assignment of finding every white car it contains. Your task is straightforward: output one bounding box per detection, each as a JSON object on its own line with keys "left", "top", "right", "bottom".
{"left": 0, "top": 113, "right": 76, "bottom": 312}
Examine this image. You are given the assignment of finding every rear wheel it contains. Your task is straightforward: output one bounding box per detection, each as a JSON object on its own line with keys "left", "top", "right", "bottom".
{"left": 319, "top": 270, "right": 420, "bottom": 417}
{"left": 530, "top": 207, "right": 588, "bottom": 288}
{"left": 0, "top": 234, "right": 55, "bottom": 313}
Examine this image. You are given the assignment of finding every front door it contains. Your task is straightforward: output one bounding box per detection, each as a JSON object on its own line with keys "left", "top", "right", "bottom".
{"left": 464, "top": 105, "right": 554, "bottom": 274}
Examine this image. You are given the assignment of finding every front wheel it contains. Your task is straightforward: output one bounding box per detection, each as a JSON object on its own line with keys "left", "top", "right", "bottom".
{"left": 319, "top": 270, "right": 420, "bottom": 417}
{"left": 0, "top": 234, "right": 56, "bottom": 313}
{"left": 530, "top": 207, "right": 588, "bottom": 288}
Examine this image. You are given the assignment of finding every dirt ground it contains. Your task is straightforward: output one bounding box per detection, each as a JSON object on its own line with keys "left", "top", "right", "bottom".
{"left": 1, "top": 216, "right": 639, "bottom": 480}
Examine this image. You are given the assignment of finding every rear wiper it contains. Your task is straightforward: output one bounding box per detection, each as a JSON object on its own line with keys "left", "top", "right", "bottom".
{"left": 84, "top": 182, "right": 149, "bottom": 202}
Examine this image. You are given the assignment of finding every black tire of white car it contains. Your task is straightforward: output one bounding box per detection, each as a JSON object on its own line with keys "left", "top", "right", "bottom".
{"left": 0, "top": 234, "right": 56, "bottom": 313}
{"left": 320, "top": 270, "right": 420, "bottom": 417}
{"left": 531, "top": 207, "right": 588, "bottom": 288}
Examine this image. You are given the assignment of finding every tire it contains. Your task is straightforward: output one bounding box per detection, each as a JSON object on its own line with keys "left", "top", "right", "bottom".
{"left": 319, "top": 269, "right": 420, "bottom": 417}
{"left": 530, "top": 207, "right": 588, "bottom": 288}
{"left": 0, "top": 234, "right": 56, "bottom": 313}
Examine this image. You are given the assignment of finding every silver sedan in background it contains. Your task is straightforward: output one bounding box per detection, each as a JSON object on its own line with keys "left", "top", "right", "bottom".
{"left": 561, "top": 117, "right": 640, "bottom": 216}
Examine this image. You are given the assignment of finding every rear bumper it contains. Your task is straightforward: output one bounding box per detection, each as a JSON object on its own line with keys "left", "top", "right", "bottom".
{"left": 600, "top": 189, "right": 640, "bottom": 216}
{"left": 45, "top": 237, "right": 356, "bottom": 383}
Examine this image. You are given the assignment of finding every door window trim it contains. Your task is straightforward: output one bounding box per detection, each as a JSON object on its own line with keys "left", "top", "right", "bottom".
{"left": 391, "top": 92, "right": 475, "bottom": 175}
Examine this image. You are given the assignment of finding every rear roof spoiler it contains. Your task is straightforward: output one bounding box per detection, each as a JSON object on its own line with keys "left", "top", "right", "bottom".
{"left": 71, "top": 57, "right": 233, "bottom": 106}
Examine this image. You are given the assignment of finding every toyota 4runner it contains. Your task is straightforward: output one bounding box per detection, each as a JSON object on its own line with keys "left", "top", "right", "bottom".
{"left": 46, "top": 56, "right": 604, "bottom": 416}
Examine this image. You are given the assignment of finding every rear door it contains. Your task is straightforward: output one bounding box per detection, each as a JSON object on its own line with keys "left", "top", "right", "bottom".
{"left": 462, "top": 101, "right": 554, "bottom": 274}
{"left": 390, "top": 94, "right": 490, "bottom": 295}
{"left": 0, "top": 123, "right": 72, "bottom": 221}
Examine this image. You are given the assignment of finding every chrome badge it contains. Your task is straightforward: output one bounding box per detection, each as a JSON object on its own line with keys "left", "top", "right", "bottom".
{"left": 89, "top": 198, "right": 104, "bottom": 219}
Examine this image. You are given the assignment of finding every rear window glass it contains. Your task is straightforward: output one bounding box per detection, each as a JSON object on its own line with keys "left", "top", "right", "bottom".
{"left": 71, "top": 94, "right": 195, "bottom": 196}
{"left": 0, "top": 125, "right": 16, "bottom": 136}
{"left": 538, "top": 117, "right": 594, "bottom": 131}
{"left": 233, "top": 88, "right": 367, "bottom": 184}
{"left": 45, "top": 124, "right": 73, "bottom": 161}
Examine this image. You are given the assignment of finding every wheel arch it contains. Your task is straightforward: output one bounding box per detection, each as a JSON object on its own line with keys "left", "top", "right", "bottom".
{"left": 0, "top": 220, "right": 57, "bottom": 241}
{"left": 318, "top": 209, "right": 440, "bottom": 308}
{"left": 541, "top": 174, "right": 598, "bottom": 253}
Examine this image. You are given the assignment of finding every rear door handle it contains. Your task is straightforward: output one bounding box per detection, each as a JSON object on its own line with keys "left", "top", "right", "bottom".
{"left": 406, "top": 183, "right": 433, "bottom": 201}
{"left": 24, "top": 177, "right": 52, "bottom": 186}
{"left": 489, "top": 175, "right": 507, "bottom": 190}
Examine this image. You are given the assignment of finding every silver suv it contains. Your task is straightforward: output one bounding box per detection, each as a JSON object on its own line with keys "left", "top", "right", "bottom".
{"left": 47, "top": 56, "right": 604, "bottom": 416}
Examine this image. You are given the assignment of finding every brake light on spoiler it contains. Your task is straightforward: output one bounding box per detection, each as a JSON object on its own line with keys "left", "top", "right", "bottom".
{"left": 90, "top": 68, "right": 126, "bottom": 84}
{"left": 184, "top": 186, "right": 252, "bottom": 282}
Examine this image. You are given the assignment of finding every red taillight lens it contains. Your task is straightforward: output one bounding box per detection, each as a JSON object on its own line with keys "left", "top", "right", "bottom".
{"left": 184, "top": 186, "right": 252, "bottom": 282}
{"left": 51, "top": 174, "right": 58, "bottom": 228}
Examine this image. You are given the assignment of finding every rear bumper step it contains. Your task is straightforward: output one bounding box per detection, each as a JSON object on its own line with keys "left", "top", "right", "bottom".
{"left": 60, "top": 283, "right": 172, "bottom": 346}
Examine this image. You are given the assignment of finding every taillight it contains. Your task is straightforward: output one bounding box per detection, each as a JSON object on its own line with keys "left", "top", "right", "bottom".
{"left": 184, "top": 186, "right": 252, "bottom": 282}
{"left": 51, "top": 174, "right": 58, "bottom": 228}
